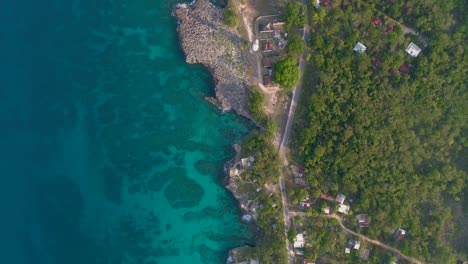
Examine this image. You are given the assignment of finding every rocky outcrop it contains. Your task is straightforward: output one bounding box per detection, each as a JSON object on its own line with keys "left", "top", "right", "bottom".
{"left": 175, "top": 0, "right": 250, "bottom": 118}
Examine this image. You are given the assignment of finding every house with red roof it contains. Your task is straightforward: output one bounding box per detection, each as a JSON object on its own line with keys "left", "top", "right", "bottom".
{"left": 262, "top": 42, "right": 273, "bottom": 52}
{"left": 371, "top": 17, "right": 380, "bottom": 26}
{"left": 399, "top": 62, "right": 409, "bottom": 73}
{"left": 386, "top": 25, "right": 394, "bottom": 33}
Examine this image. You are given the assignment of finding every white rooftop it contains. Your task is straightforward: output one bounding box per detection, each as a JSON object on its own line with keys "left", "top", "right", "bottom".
{"left": 252, "top": 39, "right": 259, "bottom": 52}
{"left": 338, "top": 204, "right": 350, "bottom": 215}
{"left": 323, "top": 206, "right": 330, "bottom": 214}
{"left": 406, "top": 42, "right": 421, "bottom": 57}
{"left": 354, "top": 241, "right": 361, "bottom": 250}
{"left": 345, "top": 247, "right": 351, "bottom": 254}
{"left": 336, "top": 193, "right": 346, "bottom": 204}
{"left": 294, "top": 234, "right": 305, "bottom": 248}
{"left": 353, "top": 42, "right": 367, "bottom": 53}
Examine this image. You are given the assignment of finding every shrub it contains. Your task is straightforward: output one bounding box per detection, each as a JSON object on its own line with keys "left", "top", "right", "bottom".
{"left": 274, "top": 56, "right": 300, "bottom": 89}
{"left": 223, "top": 0, "right": 239, "bottom": 27}
{"left": 287, "top": 35, "right": 306, "bottom": 56}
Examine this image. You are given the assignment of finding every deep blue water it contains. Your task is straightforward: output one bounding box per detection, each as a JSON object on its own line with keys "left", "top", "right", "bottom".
{"left": 0, "top": 1, "right": 252, "bottom": 263}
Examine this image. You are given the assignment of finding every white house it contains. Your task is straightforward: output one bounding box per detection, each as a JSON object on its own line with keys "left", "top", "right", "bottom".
{"left": 314, "top": 0, "right": 320, "bottom": 8}
{"left": 353, "top": 42, "right": 367, "bottom": 53}
{"left": 406, "top": 42, "right": 421, "bottom": 57}
{"left": 336, "top": 193, "right": 346, "bottom": 204}
{"left": 354, "top": 241, "right": 361, "bottom": 250}
{"left": 252, "top": 39, "right": 259, "bottom": 52}
{"left": 294, "top": 233, "right": 305, "bottom": 248}
{"left": 338, "top": 204, "right": 350, "bottom": 214}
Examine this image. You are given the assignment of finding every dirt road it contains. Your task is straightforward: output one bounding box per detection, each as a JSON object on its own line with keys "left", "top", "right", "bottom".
{"left": 323, "top": 214, "right": 425, "bottom": 264}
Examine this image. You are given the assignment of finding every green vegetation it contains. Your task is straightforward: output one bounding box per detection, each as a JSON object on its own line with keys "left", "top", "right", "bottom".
{"left": 284, "top": 2, "right": 306, "bottom": 31}
{"left": 240, "top": 119, "right": 286, "bottom": 263}
{"left": 223, "top": 0, "right": 239, "bottom": 27}
{"left": 238, "top": 85, "right": 286, "bottom": 262}
{"left": 291, "top": 0, "right": 467, "bottom": 262}
{"left": 274, "top": 56, "right": 300, "bottom": 89}
{"left": 286, "top": 34, "right": 306, "bottom": 57}
{"left": 247, "top": 86, "right": 267, "bottom": 123}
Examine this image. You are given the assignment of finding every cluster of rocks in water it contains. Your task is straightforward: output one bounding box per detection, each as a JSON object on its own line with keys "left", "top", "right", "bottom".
{"left": 174, "top": 0, "right": 250, "bottom": 118}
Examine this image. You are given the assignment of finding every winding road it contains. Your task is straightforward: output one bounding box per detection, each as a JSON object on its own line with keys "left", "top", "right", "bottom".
{"left": 322, "top": 214, "right": 425, "bottom": 264}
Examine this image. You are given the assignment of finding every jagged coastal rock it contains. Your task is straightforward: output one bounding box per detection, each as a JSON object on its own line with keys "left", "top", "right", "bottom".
{"left": 175, "top": 0, "right": 250, "bottom": 117}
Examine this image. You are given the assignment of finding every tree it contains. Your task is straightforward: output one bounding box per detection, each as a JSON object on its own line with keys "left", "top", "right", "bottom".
{"left": 274, "top": 56, "right": 300, "bottom": 89}
{"left": 248, "top": 86, "right": 266, "bottom": 122}
{"left": 223, "top": 0, "right": 239, "bottom": 27}
{"left": 287, "top": 35, "right": 306, "bottom": 57}
{"left": 284, "top": 2, "right": 306, "bottom": 31}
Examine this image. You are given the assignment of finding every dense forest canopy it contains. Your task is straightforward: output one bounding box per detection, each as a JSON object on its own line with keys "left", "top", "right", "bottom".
{"left": 293, "top": 0, "right": 467, "bottom": 262}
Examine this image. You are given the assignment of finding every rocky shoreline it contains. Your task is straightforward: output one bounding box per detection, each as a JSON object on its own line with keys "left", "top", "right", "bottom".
{"left": 174, "top": 1, "right": 258, "bottom": 262}
{"left": 174, "top": 0, "right": 250, "bottom": 118}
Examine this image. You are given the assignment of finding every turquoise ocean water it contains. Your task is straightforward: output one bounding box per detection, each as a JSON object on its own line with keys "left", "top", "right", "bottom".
{"left": 0, "top": 0, "right": 252, "bottom": 263}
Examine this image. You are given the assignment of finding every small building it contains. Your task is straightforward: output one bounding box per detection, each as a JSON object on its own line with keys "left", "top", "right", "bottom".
{"left": 345, "top": 247, "right": 351, "bottom": 254}
{"left": 229, "top": 167, "right": 239, "bottom": 177}
{"left": 263, "top": 75, "right": 272, "bottom": 86}
{"left": 314, "top": 0, "right": 320, "bottom": 9}
{"left": 338, "top": 204, "right": 350, "bottom": 214}
{"left": 354, "top": 241, "right": 361, "bottom": 250}
{"left": 353, "top": 42, "right": 367, "bottom": 53}
{"left": 295, "top": 177, "right": 307, "bottom": 186}
{"left": 240, "top": 156, "right": 254, "bottom": 169}
{"left": 260, "top": 23, "right": 274, "bottom": 33}
{"left": 399, "top": 62, "right": 409, "bottom": 73}
{"left": 394, "top": 228, "right": 407, "bottom": 241}
{"left": 250, "top": 260, "right": 260, "bottom": 264}
{"left": 262, "top": 57, "right": 272, "bottom": 68}
{"left": 360, "top": 248, "right": 370, "bottom": 260}
{"left": 320, "top": 193, "right": 335, "bottom": 202}
{"left": 356, "top": 214, "right": 370, "bottom": 227}
{"left": 252, "top": 39, "right": 259, "bottom": 52}
{"left": 322, "top": 0, "right": 330, "bottom": 7}
{"left": 263, "top": 42, "right": 273, "bottom": 52}
{"left": 299, "top": 200, "right": 312, "bottom": 209}
{"left": 323, "top": 206, "right": 331, "bottom": 214}
{"left": 406, "top": 42, "right": 422, "bottom": 57}
{"left": 371, "top": 17, "right": 380, "bottom": 25}
{"left": 386, "top": 25, "right": 394, "bottom": 33}
{"left": 294, "top": 233, "right": 305, "bottom": 248}
{"left": 348, "top": 239, "right": 360, "bottom": 250}
{"left": 292, "top": 165, "right": 304, "bottom": 177}
{"left": 336, "top": 193, "right": 346, "bottom": 204}
{"left": 304, "top": 259, "right": 315, "bottom": 264}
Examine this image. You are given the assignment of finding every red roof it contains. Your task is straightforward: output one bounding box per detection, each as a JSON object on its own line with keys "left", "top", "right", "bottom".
{"left": 263, "top": 43, "right": 273, "bottom": 51}
{"left": 399, "top": 62, "right": 409, "bottom": 73}
{"left": 372, "top": 17, "right": 380, "bottom": 25}
{"left": 386, "top": 25, "right": 394, "bottom": 33}
{"left": 322, "top": 0, "right": 330, "bottom": 6}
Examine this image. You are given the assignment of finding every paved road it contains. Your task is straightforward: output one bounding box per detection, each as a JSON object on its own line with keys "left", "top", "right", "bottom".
{"left": 277, "top": 2, "right": 311, "bottom": 263}
{"left": 323, "top": 214, "right": 425, "bottom": 264}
